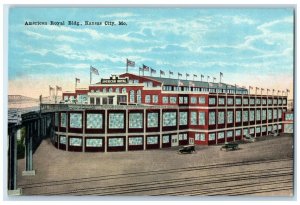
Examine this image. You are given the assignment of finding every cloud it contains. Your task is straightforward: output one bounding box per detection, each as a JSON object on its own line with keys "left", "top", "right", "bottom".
{"left": 232, "top": 16, "right": 256, "bottom": 25}
{"left": 98, "top": 12, "right": 138, "bottom": 18}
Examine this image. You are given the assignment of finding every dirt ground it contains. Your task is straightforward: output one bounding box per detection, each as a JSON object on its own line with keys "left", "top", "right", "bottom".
{"left": 16, "top": 133, "right": 294, "bottom": 197}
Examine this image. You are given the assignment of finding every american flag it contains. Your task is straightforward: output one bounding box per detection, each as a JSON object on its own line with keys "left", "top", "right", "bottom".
{"left": 126, "top": 59, "right": 135, "bottom": 67}
{"left": 186, "top": 73, "right": 190, "bottom": 77}
{"left": 169, "top": 71, "right": 173, "bottom": 75}
{"left": 49, "top": 85, "right": 54, "bottom": 91}
{"left": 178, "top": 72, "right": 182, "bottom": 77}
{"left": 90, "top": 66, "right": 99, "bottom": 75}
{"left": 143, "top": 64, "right": 150, "bottom": 71}
{"left": 201, "top": 74, "right": 204, "bottom": 78}
{"left": 76, "top": 78, "right": 80, "bottom": 83}
{"left": 193, "top": 74, "right": 197, "bottom": 77}
{"left": 151, "top": 68, "right": 156, "bottom": 74}
{"left": 160, "top": 70, "right": 165, "bottom": 75}
{"left": 220, "top": 72, "right": 223, "bottom": 77}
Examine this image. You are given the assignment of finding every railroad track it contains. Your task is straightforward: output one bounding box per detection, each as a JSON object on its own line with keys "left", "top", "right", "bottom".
{"left": 20, "top": 157, "right": 293, "bottom": 196}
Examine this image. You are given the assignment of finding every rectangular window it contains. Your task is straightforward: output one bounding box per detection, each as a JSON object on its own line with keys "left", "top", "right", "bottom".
{"left": 250, "top": 128, "right": 255, "bottom": 134}
{"left": 70, "top": 113, "right": 82, "bottom": 128}
{"left": 218, "top": 98, "right": 225, "bottom": 105}
{"left": 268, "top": 109, "right": 272, "bottom": 120}
{"left": 236, "top": 111, "right": 241, "bottom": 123}
{"left": 209, "top": 112, "right": 216, "bottom": 125}
{"left": 55, "top": 112, "right": 59, "bottom": 126}
{"left": 243, "top": 98, "right": 249, "bottom": 105}
{"left": 195, "top": 133, "right": 205, "bottom": 141}
{"left": 129, "top": 113, "right": 143, "bottom": 128}
{"left": 236, "top": 129, "right": 241, "bottom": 136}
{"left": 273, "top": 109, "right": 277, "bottom": 119}
{"left": 152, "top": 95, "right": 158, "bottom": 103}
{"left": 250, "top": 110, "right": 255, "bottom": 121}
{"left": 250, "top": 98, "right": 255, "bottom": 105}
{"left": 162, "top": 96, "right": 169, "bottom": 104}
{"left": 191, "top": 97, "right": 197, "bottom": 104}
{"left": 190, "top": 112, "right": 197, "bottom": 125}
{"left": 273, "top": 99, "right": 277, "bottom": 105}
{"left": 209, "top": 133, "right": 216, "bottom": 141}
{"left": 243, "top": 110, "right": 248, "bottom": 122}
{"left": 209, "top": 97, "right": 216, "bottom": 105}
{"left": 256, "top": 127, "right": 261, "bottom": 133}
{"left": 262, "top": 126, "right": 267, "bottom": 132}
{"left": 70, "top": 138, "right": 82, "bottom": 146}
{"left": 262, "top": 99, "right": 267, "bottom": 105}
{"left": 283, "top": 99, "right": 287, "bottom": 105}
{"left": 162, "top": 135, "right": 170, "bottom": 143}
{"left": 268, "top": 125, "right": 272, "bottom": 131}
{"left": 109, "top": 113, "right": 124, "bottom": 129}
{"left": 268, "top": 99, "right": 272, "bottom": 105}
{"left": 262, "top": 109, "right": 267, "bottom": 120}
{"left": 147, "top": 136, "right": 158, "bottom": 144}
{"left": 109, "top": 138, "right": 124, "bottom": 147}
{"left": 199, "top": 96, "right": 206, "bottom": 104}
{"left": 278, "top": 124, "right": 282, "bottom": 129}
{"left": 163, "top": 112, "right": 177, "bottom": 127}
{"left": 87, "top": 113, "right": 103, "bottom": 129}
{"left": 243, "top": 128, "right": 248, "bottom": 136}
{"left": 60, "top": 113, "right": 67, "bottom": 127}
{"left": 218, "top": 132, "right": 224, "bottom": 139}
{"left": 256, "top": 110, "right": 261, "bottom": 121}
{"left": 147, "top": 113, "right": 159, "bottom": 128}
{"left": 227, "top": 111, "right": 233, "bottom": 123}
{"left": 199, "top": 112, "right": 205, "bottom": 125}
{"left": 227, "top": 98, "right": 233, "bottom": 105}
{"left": 145, "top": 95, "right": 151, "bottom": 103}
{"left": 227, "top": 130, "right": 233, "bottom": 137}
{"left": 129, "top": 137, "right": 143, "bottom": 145}
{"left": 218, "top": 111, "right": 225, "bottom": 124}
{"left": 60, "top": 135, "right": 66, "bottom": 144}
{"left": 170, "top": 97, "right": 177, "bottom": 104}
{"left": 179, "top": 97, "right": 184, "bottom": 104}
{"left": 278, "top": 109, "right": 282, "bottom": 118}
{"left": 179, "top": 112, "right": 188, "bottom": 126}
{"left": 256, "top": 98, "right": 261, "bottom": 105}
{"left": 184, "top": 97, "right": 188, "bottom": 104}
{"left": 86, "top": 138, "right": 102, "bottom": 147}
{"left": 236, "top": 98, "right": 241, "bottom": 105}
{"left": 179, "top": 133, "right": 188, "bottom": 140}
{"left": 278, "top": 99, "right": 282, "bottom": 104}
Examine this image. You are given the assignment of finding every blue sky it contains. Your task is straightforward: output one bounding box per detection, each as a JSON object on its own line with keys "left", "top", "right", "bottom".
{"left": 8, "top": 7, "right": 294, "bottom": 98}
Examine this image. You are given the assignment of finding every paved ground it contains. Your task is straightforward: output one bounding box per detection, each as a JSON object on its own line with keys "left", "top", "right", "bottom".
{"left": 17, "top": 134, "right": 294, "bottom": 197}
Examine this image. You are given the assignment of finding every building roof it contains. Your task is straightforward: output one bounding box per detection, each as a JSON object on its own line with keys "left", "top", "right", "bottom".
{"left": 146, "top": 76, "right": 247, "bottom": 91}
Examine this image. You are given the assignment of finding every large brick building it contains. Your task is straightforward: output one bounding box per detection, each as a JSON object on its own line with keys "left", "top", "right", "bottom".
{"left": 49, "top": 72, "right": 289, "bottom": 152}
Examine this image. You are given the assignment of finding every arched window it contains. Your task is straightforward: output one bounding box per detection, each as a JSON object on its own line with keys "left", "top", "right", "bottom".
{"left": 122, "top": 88, "right": 127, "bottom": 93}
{"left": 108, "top": 87, "right": 113, "bottom": 93}
{"left": 137, "top": 90, "right": 141, "bottom": 104}
{"left": 103, "top": 88, "right": 107, "bottom": 93}
{"left": 130, "top": 90, "right": 135, "bottom": 103}
{"left": 115, "top": 88, "right": 120, "bottom": 93}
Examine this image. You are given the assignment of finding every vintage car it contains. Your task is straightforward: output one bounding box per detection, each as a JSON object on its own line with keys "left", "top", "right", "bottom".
{"left": 178, "top": 145, "right": 196, "bottom": 154}
{"left": 220, "top": 142, "right": 239, "bottom": 151}
{"left": 243, "top": 134, "right": 256, "bottom": 143}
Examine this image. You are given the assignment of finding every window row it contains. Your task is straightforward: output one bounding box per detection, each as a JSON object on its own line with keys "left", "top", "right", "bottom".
{"left": 208, "top": 97, "right": 287, "bottom": 106}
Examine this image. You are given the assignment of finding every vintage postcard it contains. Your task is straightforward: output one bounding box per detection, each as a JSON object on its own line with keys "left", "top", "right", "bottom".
{"left": 6, "top": 6, "right": 294, "bottom": 198}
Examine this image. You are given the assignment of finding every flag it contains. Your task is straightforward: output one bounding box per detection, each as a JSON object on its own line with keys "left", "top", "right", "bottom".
{"left": 90, "top": 66, "right": 99, "bottom": 75}
{"left": 160, "top": 70, "right": 165, "bottom": 75}
{"left": 49, "top": 85, "right": 54, "bottom": 91}
{"left": 126, "top": 59, "right": 135, "bottom": 67}
{"left": 213, "top": 77, "right": 216, "bottom": 81}
{"left": 143, "top": 64, "right": 150, "bottom": 71}
{"left": 178, "top": 72, "right": 182, "bottom": 77}
{"left": 220, "top": 72, "right": 223, "bottom": 77}
{"left": 193, "top": 74, "right": 197, "bottom": 77}
{"left": 169, "top": 71, "right": 173, "bottom": 75}
{"left": 256, "top": 87, "right": 259, "bottom": 90}
{"left": 56, "top": 86, "right": 62, "bottom": 91}
{"left": 249, "top": 86, "right": 253, "bottom": 89}
{"left": 261, "top": 88, "right": 264, "bottom": 91}
{"left": 76, "top": 78, "right": 80, "bottom": 83}
{"left": 151, "top": 68, "right": 156, "bottom": 74}
{"left": 273, "top": 89, "right": 275, "bottom": 92}
{"left": 267, "top": 89, "right": 270, "bottom": 91}
{"left": 189, "top": 81, "right": 195, "bottom": 87}
{"left": 201, "top": 74, "right": 204, "bottom": 78}
{"left": 186, "top": 73, "right": 190, "bottom": 77}
{"left": 286, "top": 89, "right": 290, "bottom": 92}
{"left": 139, "top": 67, "right": 143, "bottom": 71}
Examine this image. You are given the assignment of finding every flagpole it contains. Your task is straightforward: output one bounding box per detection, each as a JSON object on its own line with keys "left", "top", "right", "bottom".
{"left": 126, "top": 59, "right": 128, "bottom": 73}
{"left": 90, "top": 66, "right": 91, "bottom": 84}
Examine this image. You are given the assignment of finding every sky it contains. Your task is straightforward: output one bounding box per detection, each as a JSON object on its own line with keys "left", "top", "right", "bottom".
{"left": 8, "top": 7, "right": 294, "bottom": 99}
